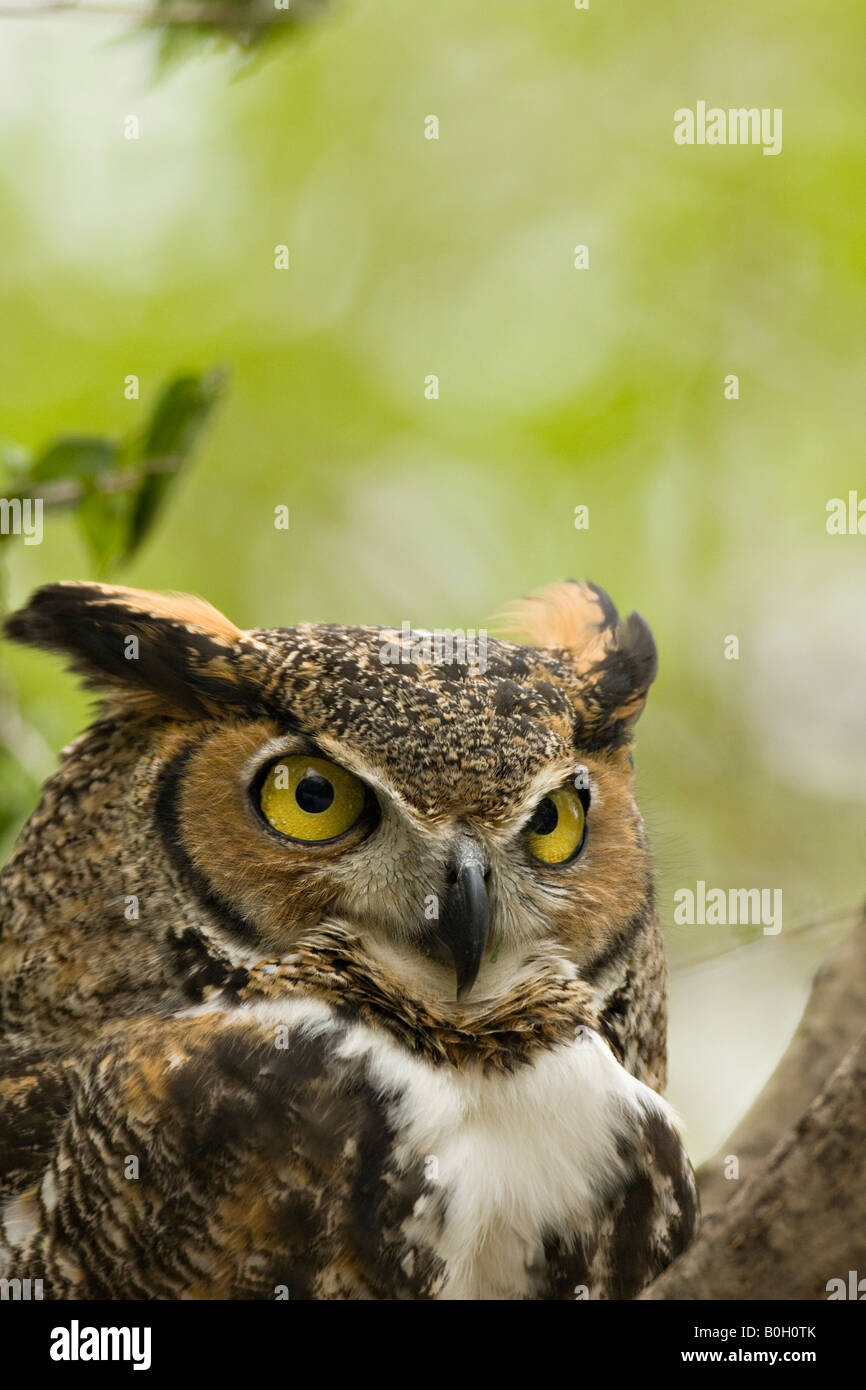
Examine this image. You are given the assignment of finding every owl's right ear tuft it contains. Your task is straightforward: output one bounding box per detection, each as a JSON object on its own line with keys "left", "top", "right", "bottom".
{"left": 4, "top": 582, "right": 261, "bottom": 717}
{"left": 502, "top": 579, "right": 658, "bottom": 744}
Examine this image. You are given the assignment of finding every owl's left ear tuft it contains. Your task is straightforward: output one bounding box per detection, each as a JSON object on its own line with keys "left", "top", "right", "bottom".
{"left": 4, "top": 582, "right": 261, "bottom": 717}
{"left": 503, "top": 580, "right": 658, "bottom": 742}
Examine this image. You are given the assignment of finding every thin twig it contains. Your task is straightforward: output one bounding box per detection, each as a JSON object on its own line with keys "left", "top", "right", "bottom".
{"left": 669, "top": 901, "right": 861, "bottom": 975}
{"left": 2, "top": 457, "right": 182, "bottom": 513}
{"left": 0, "top": 0, "right": 297, "bottom": 25}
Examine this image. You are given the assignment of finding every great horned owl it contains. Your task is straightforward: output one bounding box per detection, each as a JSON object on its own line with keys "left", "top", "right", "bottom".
{"left": 0, "top": 579, "right": 696, "bottom": 1300}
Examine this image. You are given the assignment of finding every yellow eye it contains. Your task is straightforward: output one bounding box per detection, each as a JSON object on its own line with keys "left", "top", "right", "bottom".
{"left": 525, "top": 787, "right": 587, "bottom": 865}
{"left": 258, "top": 755, "right": 367, "bottom": 843}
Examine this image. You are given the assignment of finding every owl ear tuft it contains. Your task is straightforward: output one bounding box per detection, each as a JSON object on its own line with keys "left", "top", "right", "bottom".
{"left": 504, "top": 580, "right": 658, "bottom": 741}
{"left": 4, "top": 582, "right": 259, "bottom": 717}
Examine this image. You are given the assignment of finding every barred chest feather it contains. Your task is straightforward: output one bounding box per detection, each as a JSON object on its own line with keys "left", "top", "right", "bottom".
{"left": 251, "top": 997, "right": 696, "bottom": 1301}
{"left": 4, "top": 994, "right": 696, "bottom": 1302}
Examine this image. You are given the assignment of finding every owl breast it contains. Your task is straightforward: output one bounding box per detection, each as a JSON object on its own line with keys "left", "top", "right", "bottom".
{"left": 1, "top": 985, "right": 694, "bottom": 1301}
{"left": 247, "top": 996, "right": 691, "bottom": 1300}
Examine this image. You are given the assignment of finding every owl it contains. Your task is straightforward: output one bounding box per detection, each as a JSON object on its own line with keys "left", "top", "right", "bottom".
{"left": 0, "top": 578, "right": 696, "bottom": 1300}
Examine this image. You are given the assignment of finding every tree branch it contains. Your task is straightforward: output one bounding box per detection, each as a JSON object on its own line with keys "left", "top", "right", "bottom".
{"left": 642, "top": 1028, "right": 866, "bottom": 1300}
{"left": 640, "top": 909, "right": 866, "bottom": 1300}
{"left": 697, "top": 907, "right": 866, "bottom": 1217}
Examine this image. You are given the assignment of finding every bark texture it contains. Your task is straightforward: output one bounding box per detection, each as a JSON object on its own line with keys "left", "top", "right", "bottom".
{"left": 641, "top": 908, "right": 866, "bottom": 1301}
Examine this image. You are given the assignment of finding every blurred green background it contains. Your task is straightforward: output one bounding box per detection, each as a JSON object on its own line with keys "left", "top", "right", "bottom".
{"left": 1, "top": 0, "right": 864, "bottom": 1160}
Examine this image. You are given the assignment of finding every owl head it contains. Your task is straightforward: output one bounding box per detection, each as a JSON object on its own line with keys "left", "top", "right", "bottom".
{"left": 3, "top": 579, "right": 666, "bottom": 1087}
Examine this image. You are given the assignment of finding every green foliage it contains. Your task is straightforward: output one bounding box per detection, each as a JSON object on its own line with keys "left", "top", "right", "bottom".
{"left": 148, "top": 0, "right": 331, "bottom": 68}
{"left": 0, "top": 368, "right": 225, "bottom": 581}
{"left": 129, "top": 369, "right": 226, "bottom": 558}
{"left": 0, "top": 368, "right": 225, "bottom": 859}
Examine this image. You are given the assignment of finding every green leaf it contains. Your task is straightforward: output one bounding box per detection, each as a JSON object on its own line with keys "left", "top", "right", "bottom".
{"left": 23, "top": 437, "right": 122, "bottom": 576}
{"left": 76, "top": 486, "right": 133, "bottom": 579}
{"left": 140, "top": 369, "right": 224, "bottom": 458}
{"left": 0, "top": 370, "right": 225, "bottom": 579}
{"left": 30, "top": 436, "right": 117, "bottom": 485}
{"left": 125, "top": 367, "right": 226, "bottom": 561}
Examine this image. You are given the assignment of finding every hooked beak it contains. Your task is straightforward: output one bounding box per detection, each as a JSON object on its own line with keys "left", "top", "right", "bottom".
{"left": 437, "top": 840, "right": 490, "bottom": 1002}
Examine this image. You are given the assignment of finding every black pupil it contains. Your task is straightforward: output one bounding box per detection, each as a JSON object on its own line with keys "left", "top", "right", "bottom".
{"left": 296, "top": 773, "right": 335, "bottom": 814}
{"left": 529, "top": 797, "right": 558, "bottom": 836}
